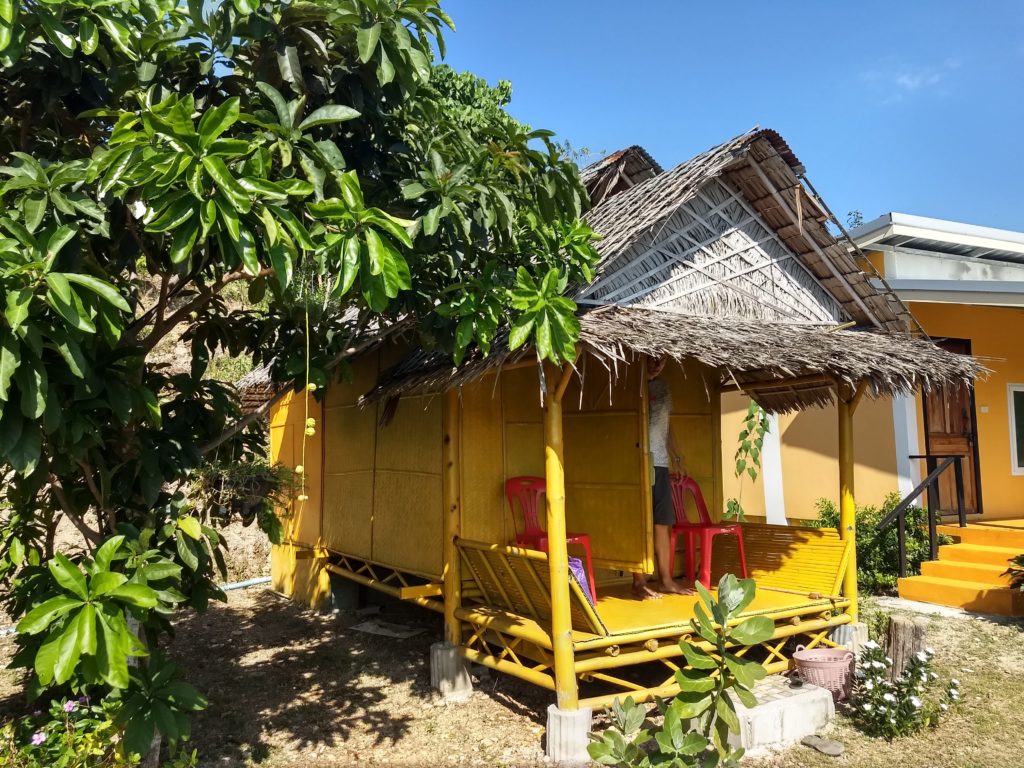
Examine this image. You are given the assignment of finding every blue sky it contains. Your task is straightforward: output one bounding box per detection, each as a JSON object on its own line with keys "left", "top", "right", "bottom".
{"left": 440, "top": 1, "right": 1024, "bottom": 231}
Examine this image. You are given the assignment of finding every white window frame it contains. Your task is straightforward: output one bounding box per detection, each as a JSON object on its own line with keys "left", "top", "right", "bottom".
{"left": 1009, "top": 384, "right": 1024, "bottom": 476}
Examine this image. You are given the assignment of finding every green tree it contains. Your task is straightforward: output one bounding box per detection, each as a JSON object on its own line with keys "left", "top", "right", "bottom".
{"left": 0, "top": 0, "right": 598, "bottom": 757}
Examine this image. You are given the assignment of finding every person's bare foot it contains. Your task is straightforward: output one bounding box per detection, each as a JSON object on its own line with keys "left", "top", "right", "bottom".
{"left": 656, "top": 579, "right": 696, "bottom": 596}
{"left": 632, "top": 581, "right": 663, "bottom": 600}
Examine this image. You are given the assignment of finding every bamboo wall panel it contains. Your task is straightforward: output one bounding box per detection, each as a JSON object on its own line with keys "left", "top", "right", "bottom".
{"left": 321, "top": 353, "right": 379, "bottom": 557}
{"left": 460, "top": 376, "right": 508, "bottom": 545}
{"left": 372, "top": 471, "right": 443, "bottom": 577}
{"left": 269, "top": 392, "right": 322, "bottom": 547}
{"left": 371, "top": 390, "right": 443, "bottom": 577}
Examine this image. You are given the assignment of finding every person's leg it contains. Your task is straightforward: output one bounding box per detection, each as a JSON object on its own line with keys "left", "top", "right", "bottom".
{"left": 653, "top": 524, "right": 693, "bottom": 595}
{"left": 632, "top": 570, "right": 661, "bottom": 600}
{"left": 651, "top": 467, "right": 694, "bottom": 595}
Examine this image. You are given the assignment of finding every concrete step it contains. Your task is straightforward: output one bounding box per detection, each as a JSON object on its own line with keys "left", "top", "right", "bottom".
{"left": 898, "top": 575, "right": 1024, "bottom": 617}
{"left": 921, "top": 559, "right": 1014, "bottom": 586}
{"left": 937, "top": 543, "right": 1021, "bottom": 568}
{"left": 937, "top": 523, "right": 1024, "bottom": 550}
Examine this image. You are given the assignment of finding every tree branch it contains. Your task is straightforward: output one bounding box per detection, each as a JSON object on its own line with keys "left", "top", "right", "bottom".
{"left": 141, "top": 268, "right": 274, "bottom": 354}
{"left": 49, "top": 479, "right": 102, "bottom": 547}
{"left": 76, "top": 459, "right": 117, "bottom": 535}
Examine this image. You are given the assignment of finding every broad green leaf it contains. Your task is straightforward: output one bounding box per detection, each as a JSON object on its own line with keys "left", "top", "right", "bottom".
{"left": 39, "top": 12, "right": 76, "bottom": 57}
{"left": 34, "top": 628, "right": 63, "bottom": 685}
{"left": 169, "top": 218, "right": 199, "bottom": 265}
{"left": 4, "top": 287, "right": 32, "bottom": 332}
{"left": 715, "top": 690, "right": 741, "bottom": 733}
{"left": 202, "top": 156, "right": 251, "bottom": 212}
{"left": 728, "top": 616, "right": 775, "bottom": 645}
{"left": 17, "top": 595, "right": 82, "bottom": 635}
{"left": 49, "top": 554, "right": 89, "bottom": 600}
{"left": 22, "top": 193, "right": 46, "bottom": 232}
{"left": 96, "top": 610, "right": 131, "bottom": 688}
{"left": 96, "top": 15, "right": 138, "bottom": 60}
{"left": 90, "top": 571, "right": 128, "bottom": 597}
{"left": 79, "top": 16, "right": 98, "bottom": 55}
{"left": 8, "top": 419, "right": 41, "bottom": 474}
{"left": 298, "top": 104, "right": 361, "bottom": 131}
{"left": 52, "top": 616, "right": 84, "bottom": 684}
{"left": 16, "top": 361, "right": 46, "bottom": 419}
{"left": 77, "top": 604, "right": 97, "bottom": 656}
{"left": 675, "top": 666, "right": 716, "bottom": 693}
{"left": 270, "top": 205, "right": 315, "bottom": 250}
{"left": 269, "top": 245, "right": 292, "bottom": 291}
{"left": 175, "top": 532, "right": 200, "bottom": 571}
{"left": 0, "top": 335, "right": 19, "bottom": 401}
{"left": 62, "top": 273, "right": 130, "bottom": 312}
{"left": 178, "top": 516, "right": 202, "bottom": 540}
{"left": 508, "top": 314, "right": 534, "bottom": 350}
{"left": 255, "top": 82, "right": 290, "bottom": 127}
{"left": 198, "top": 97, "right": 240, "bottom": 149}
{"left": 108, "top": 583, "right": 158, "bottom": 609}
{"left": 44, "top": 225, "right": 77, "bottom": 265}
{"left": 681, "top": 641, "right": 718, "bottom": 670}
{"left": 331, "top": 236, "right": 359, "bottom": 298}
{"left": 234, "top": 225, "right": 260, "bottom": 275}
{"left": 724, "top": 652, "right": 766, "bottom": 690}
{"left": 356, "top": 23, "right": 381, "bottom": 63}
{"left": 52, "top": 333, "right": 88, "bottom": 378}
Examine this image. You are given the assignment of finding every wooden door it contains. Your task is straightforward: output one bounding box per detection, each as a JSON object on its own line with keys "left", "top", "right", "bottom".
{"left": 923, "top": 339, "right": 980, "bottom": 515}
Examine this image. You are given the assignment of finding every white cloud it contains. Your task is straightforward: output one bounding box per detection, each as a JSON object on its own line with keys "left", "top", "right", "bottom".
{"left": 859, "top": 57, "right": 964, "bottom": 103}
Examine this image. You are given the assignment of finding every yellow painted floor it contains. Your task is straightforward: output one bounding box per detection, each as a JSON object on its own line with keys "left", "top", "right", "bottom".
{"left": 975, "top": 518, "right": 1024, "bottom": 530}
{"left": 593, "top": 582, "right": 840, "bottom": 634}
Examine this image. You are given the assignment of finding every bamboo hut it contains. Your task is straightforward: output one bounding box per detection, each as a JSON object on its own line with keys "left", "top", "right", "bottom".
{"left": 265, "top": 129, "right": 980, "bottom": 730}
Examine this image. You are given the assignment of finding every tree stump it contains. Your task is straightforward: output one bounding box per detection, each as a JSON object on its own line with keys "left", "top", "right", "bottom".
{"left": 884, "top": 615, "right": 928, "bottom": 680}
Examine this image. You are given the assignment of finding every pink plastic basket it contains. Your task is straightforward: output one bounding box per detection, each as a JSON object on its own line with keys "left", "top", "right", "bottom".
{"left": 792, "top": 645, "right": 855, "bottom": 702}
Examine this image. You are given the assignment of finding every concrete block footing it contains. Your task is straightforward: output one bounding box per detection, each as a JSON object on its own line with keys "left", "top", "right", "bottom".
{"left": 728, "top": 677, "right": 835, "bottom": 755}
{"left": 831, "top": 622, "right": 869, "bottom": 656}
{"left": 429, "top": 642, "right": 473, "bottom": 702}
{"left": 545, "top": 704, "right": 593, "bottom": 764}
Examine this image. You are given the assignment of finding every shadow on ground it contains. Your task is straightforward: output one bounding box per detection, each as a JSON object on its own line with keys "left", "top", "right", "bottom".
{"left": 163, "top": 588, "right": 548, "bottom": 766}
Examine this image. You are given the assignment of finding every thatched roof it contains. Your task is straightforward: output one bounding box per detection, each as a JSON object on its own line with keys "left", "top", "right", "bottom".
{"left": 580, "top": 129, "right": 915, "bottom": 333}
{"left": 363, "top": 306, "right": 984, "bottom": 413}
{"left": 580, "top": 145, "right": 663, "bottom": 207}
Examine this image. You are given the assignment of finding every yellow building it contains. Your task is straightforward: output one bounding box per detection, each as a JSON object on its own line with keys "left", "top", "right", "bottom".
{"left": 264, "top": 132, "right": 981, "bottom": 758}
{"left": 733, "top": 213, "right": 1024, "bottom": 614}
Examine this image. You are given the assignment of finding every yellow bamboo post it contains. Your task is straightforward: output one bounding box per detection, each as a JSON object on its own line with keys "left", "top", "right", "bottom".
{"left": 838, "top": 383, "right": 859, "bottom": 621}
{"left": 442, "top": 387, "right": 462, "bottom": 645}
{"left": 544, "top": 363, "right": 579, "bottom": 710}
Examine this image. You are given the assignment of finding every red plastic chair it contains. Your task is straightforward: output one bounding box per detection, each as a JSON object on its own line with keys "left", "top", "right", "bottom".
{"left": 505, "top": 476, "right": 597, "bottom": 600}
{"left": 668, "top": 474, "right": 748, "bottom": 587}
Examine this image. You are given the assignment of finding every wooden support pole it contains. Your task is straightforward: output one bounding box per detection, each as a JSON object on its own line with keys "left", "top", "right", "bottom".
{"left": 838, "top": 385, "right": 859, "bottom": 621}
{"left": 442, "top": 388, "right": 463, "bottom": 645}
{"left": 544, "top": 364, "right": 580, "bottom": 709}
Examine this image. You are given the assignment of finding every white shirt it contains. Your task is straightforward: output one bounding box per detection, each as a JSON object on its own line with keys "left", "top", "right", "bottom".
{"left": 648, "top": 378, "right": 672, "bottom": 468}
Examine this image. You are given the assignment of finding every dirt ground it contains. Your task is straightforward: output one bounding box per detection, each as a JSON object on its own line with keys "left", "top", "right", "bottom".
{"left": 1, "top": 590, "right": 1022, "bottom": 767}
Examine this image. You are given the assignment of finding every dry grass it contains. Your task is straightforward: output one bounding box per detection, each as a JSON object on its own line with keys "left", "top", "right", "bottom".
{"left": 751, "top": 599, "right": 1024, "bottom": 768}
{"left": 1, "top": 591, "right": 1021, "bottom": 767}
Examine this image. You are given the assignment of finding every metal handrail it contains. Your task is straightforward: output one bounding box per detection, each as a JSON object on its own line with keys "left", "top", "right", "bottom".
{"left": 876, "top": 454, "right": 966, "bottom": 578}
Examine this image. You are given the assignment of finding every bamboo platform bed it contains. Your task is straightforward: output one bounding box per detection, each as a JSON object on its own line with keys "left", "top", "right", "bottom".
{"left": 362, "top": 523, "right": 854, "bottom": 710}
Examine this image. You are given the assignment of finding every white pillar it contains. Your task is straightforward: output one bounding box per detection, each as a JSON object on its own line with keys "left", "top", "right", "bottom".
{"left": 762, "top": 413, "right": 787, "bottom": 525}
{"left": 892, "top": 395, "right": 921, "bottom": 503}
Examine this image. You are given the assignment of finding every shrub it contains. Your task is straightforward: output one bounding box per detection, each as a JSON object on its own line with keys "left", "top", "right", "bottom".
{"left": 587, "top": 575, "right": 775, "bottom": 767}
{"left": 806, "top": 493, "right": 949, "bottom": 594}
{"left": 1008, "top": 554, "right": 1024, "bottom": 591}
{"left": 0, "top": 697, "right": 198, "bottom": 768}
{"left": 852, "top": 641, "right": 959, "bottom": 740}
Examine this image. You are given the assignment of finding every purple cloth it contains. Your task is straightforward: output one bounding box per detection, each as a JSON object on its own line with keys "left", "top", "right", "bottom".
{"left": 568, "top": 556, "right": 594, "bottom": 605}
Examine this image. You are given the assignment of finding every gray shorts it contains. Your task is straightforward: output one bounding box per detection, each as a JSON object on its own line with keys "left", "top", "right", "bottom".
{"left": 652, "top": 466, "right": 674, "bottom": 526}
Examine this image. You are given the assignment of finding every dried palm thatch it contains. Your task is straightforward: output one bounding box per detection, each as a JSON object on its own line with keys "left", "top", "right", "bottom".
{"left": 580, "top": 145, "right": 663, "bottom": 207}
{"left": 581, "top": 129, "right": 915, "bottom": 334}
{"left": 364, "top": 306, "right": 985, "bottom": 413}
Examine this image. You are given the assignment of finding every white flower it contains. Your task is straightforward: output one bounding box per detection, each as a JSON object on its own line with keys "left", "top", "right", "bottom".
{"left": 940, "top": 703, "right": 949, "bottom": 711}
{"left": 910, "top": 696, "right": 922, "bottom": 709}
{"left": 930, "top": 672, "right": 939, "bottom": 681}
{"left": 949, "top": 690, "right": 960, "bottom": 700}
{"left": 890, "top": 717, "right": 897, "bottom": 724}
{"left": 883, "top": 693, "right": 896, "bottom": 703}
{"left": 925, "top": 647, "right": 935, "bottom": 656}
{"left": 885, "top": 657, "right": 894, "bottom": 664}
{"left": 950, "top": 678, "right": 960, "bottom": 687}
{"left": 915, "top": 651, "right": 929, "bottom": 663}
{"left": 863, "top": 703, "right": 873, "bottom": 712}
{"left": 863, "top": 640, "right": 880, "bottom": 650}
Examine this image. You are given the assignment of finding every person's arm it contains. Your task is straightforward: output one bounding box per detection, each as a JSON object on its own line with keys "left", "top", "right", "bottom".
{"left": 668, "top": 425, "right": 683, "bottom": 473}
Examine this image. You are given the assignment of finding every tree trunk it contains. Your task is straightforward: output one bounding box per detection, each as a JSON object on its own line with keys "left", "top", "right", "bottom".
{"left": 884, "top": 615, "right": 928, "bottom": 680}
